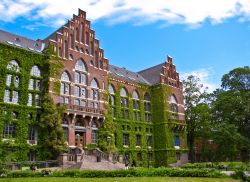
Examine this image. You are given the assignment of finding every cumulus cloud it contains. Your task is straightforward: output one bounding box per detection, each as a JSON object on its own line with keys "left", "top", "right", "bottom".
{"left": 0, "top": 0, "right": 250, "bottom": 27}
{"left": 181, "top": 68, "right": 218, "bottom": 93}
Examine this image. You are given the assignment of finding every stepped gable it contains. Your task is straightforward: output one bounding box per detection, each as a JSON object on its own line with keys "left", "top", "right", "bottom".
{"left": 43, "top": 9, "right": 109, "bottom": 70}
{"left": 139, "top": 56, "right": 182, "bottom": 89}
{"left": 0, "top": 29, "right": 45, "bottom": 53}
{"left": 109, "top": 64, "right": 151, "bottom": 85}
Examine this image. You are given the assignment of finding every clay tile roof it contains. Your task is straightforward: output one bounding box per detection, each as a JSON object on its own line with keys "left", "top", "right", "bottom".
{"left": 0, "top": 29, "right": 45, "bottom": 53}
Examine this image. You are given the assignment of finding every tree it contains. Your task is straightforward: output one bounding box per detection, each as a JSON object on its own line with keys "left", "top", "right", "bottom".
{"left": 38, "top": 94, "right": 67, "bottom": 160}
{"left": 183, "top": 75, "right": 211, "bottom": 162}
{"left": 212, "top": 66, "right": 250, "bottom": 161}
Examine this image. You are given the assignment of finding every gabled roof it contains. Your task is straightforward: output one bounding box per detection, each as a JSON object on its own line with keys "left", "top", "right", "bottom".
{"left": 138, "top": 63, "right": 164, "bottom": 85}
{"left": 109, "top": 65, "right": 151, "bottom": 85}
{"left": 0, "top": 29, "right": 45, "bottom": 53}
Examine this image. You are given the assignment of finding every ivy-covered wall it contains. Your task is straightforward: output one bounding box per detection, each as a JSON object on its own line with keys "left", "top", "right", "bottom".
{"left": 0, "top": 43, "right": 48, "bottom": 162}
{"left": 100, "top": 79, "right": 188, "bottom": 167}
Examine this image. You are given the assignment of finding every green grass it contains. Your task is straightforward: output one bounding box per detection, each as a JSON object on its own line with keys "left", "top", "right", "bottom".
{"left": 0, "top": 177, "right": 239, "bottom": 182}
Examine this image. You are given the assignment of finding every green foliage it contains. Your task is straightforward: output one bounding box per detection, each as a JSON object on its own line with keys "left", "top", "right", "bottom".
{"left": 1, "top": 168, "right": 226, "bottom": 178}
{"left": 181, "top": 162, "right": 250, "bottom": 171}
{"left": 182, "top": 75, "right": 209, "bottom": 163}
{"left": 211, "top": 67, "right": 250, "bottom": 162}
{"left": 0, "top": 43, "right": 48, "bottom": 162}
{"left": 38, "top": 94, "right": 67, "bottom": 160}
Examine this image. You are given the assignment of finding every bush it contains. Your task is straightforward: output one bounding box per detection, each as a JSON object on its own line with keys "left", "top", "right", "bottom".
{"left": 1, "top": 168, "right": 227, "bottom": 178}
{"left": 0, "top": 168, "right": 9, "bottom": 177}
{"left": 231, "top": 168, "right": 250, "bottom": 182}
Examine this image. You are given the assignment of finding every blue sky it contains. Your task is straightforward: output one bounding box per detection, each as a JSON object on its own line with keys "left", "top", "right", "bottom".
{"left": 0, "top": 0, "right": 250, "bottom": 91}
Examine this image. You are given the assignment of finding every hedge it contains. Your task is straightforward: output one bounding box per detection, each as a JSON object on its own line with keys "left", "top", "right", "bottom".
{"left": 1, "top": 168, "right": 226, "bottom": 178}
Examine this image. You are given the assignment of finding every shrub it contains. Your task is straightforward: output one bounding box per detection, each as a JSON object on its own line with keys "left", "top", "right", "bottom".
{"left": 0, "top": 167, "right": 227, "bottom": 178}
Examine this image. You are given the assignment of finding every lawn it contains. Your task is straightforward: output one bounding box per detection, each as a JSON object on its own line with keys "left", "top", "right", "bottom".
{"left": 0, "top": 177, "right": 239, "bottom": 182}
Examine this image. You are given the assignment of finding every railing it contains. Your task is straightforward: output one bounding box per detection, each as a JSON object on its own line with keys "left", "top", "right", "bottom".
{"left": 67, "top": 154, "right": 77, "bottom": 162}
{"left": 85, "top": 148, "right": 120, "bottom": 162}
{"left": 59, "top": 103, "right": 104, "bottom": 114}
{"left": 0, "top": 160, "right": 58, "bottom": 170}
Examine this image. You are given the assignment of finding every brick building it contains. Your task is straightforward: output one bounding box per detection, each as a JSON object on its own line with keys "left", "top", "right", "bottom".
{"left": 0, "top": 9, "right": 187, "bottom": 167}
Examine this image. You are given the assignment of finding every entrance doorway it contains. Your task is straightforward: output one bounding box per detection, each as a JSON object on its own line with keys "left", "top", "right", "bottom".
{"left": 75, "top": 130, "right": 86, "bottom": 148}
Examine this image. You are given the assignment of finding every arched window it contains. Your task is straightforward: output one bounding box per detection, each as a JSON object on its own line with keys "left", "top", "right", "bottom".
{"left": 75, "top": 59, "right": 87, "bottom": 72}
{"left": 74, "top": 60, "right": 87, "bottom": 107}
{"left": 91, "top": 79, "right": 99, "bottom": 88}
{"left": 144, "top": 93, "right": 150, "bottom": 101}
{"left": 108, "top": 84, "right": 116, "bottom": 117}
{"left": 132, "top": 90, "right": 140, "bottom": 121}
{"left": 30, "top": 66, "right": 41, "bottom": 77}
{"left": 108, "top": 84, "right": 115, "bottom": 94}
{"left": 132, "top": 90, "right": 139, "bottom": 99}
{"left": 61, "top": 71, "right": 70, "bottom": 82}
{"left": 4, "top": 61, "right": 20, "bottom": 104}
{"left": 132, "top": 90, "right": 140, "bottom": 110}
{"left": 90, "top": 78, "right": 99, "bottom": 100}
{"left": 7, "top": 60, "right": 20, "bottom": 72}
{"left": 120, "top": 88, "right": 128, "bottom": 97}
{"left": 120, "top": 87, "right": 129, "bottom": 119}
{"left": 60, "top": 71, "right": 70, "bottom": 105}
{"left": 144, "top": 92, "right": 151, "bottom": 122}
{"left": 170, "top": 94, "right": 178, "bottom": 113}
{"left": 89, "top": 78, "right": 99, "bottom": 109}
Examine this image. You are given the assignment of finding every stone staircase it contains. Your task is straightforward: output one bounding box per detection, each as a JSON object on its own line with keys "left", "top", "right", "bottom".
{"left": 80, "top": 154, "right": 124, "bottom": 170}
{"left": 62, "top": 149, "right": 124, "bottom": 170}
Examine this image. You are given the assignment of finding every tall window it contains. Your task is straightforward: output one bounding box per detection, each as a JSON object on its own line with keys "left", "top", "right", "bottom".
{"left": 28, "top": 66, "right": 41, "bottom": 107}
{"left": 91, "top": 121, "right": 98, "bottom": 143}
{"left": 108, "top": 84, "right": 116, "bottom": 118}
{"left": 120, "top": 87, "right": 129, "bottom": 119}
{"left": 74, "top": 59, "right": 88, "bottom": 107}
{"left": 133, "top": 90, "right": 140, "bottom": 121}
{"left": 3, "top": 124, "right": 16, "bottom": 138}
{"left": 60, "top": 71, "right": 71, "bottom": 104}
{"left": 147, "top": 135, "right": 152, "bottom": 147}
{"left": 90, "top": 78, "right": 99, "bottom": 109}
{"left": 136, "top": 135, "right": 141, "bottom": 146}
{"left": 170, "top": 95, "right": 178, "bottom": 113}
{"left": 91, "top": 130, "right": 98, "bottom": 144}
{"left": 28, "top": 126, "right": 36, "bottom": 140}
{"left": 144, "top": 93, "right": 151, "bottom": 122}
{"left": 123, "top": 134, "right": 129, "bottom": 146}
{"left": 4, "top": 60, "right": 20, "bottom": 104}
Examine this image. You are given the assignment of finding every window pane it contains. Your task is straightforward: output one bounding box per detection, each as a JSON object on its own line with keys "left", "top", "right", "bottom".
{"left": 75, "top": 72, "right": 80, "bottom": 83}
{"left": 4, "top": 90, "right": 10, "bottom": 103}
{"left": 27, "top": 93, "right": 32, "bottom": 106}
{"left": 29, "top": 79, "right": 34, "bottom": 90}
{"left": 36, "top": 80, "right": 40, "bottom": 91}
{"left": 6, "top": 74, "right": 12, "bottom": 86}
{"left": 12, "top": 91, "right": 18, "bottom": 104}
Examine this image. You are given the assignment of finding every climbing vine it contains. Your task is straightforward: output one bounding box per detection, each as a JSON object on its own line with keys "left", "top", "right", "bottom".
{"left": 0, "top": 43, "right": 65, "bottom": 162}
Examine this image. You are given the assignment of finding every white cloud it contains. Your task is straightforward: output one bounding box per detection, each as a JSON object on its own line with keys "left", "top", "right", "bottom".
{"left": 181, "top": 68, "right": 218, "bottom": 93}
{"left": 0, "top": 0, "right": 250, "bottom": 27}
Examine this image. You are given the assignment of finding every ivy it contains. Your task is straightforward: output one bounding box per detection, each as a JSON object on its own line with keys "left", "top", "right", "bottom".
{"left": 0, "top": 43, "right": 64, "bottom": 162}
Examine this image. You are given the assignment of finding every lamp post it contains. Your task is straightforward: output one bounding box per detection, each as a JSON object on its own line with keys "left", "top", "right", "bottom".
{"left": 147, "top": 136, "right": 149, "bottom": 168}
{"left": 107, "top": 136, "right": 111, "bottom": 161}
{"left": 208, "top": 139, "right": 214, "bottom": 167}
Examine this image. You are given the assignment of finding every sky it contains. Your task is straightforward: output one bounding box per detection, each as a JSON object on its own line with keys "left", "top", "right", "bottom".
{"left": 0, "top": 0, "right": 250, "bottom": 92}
